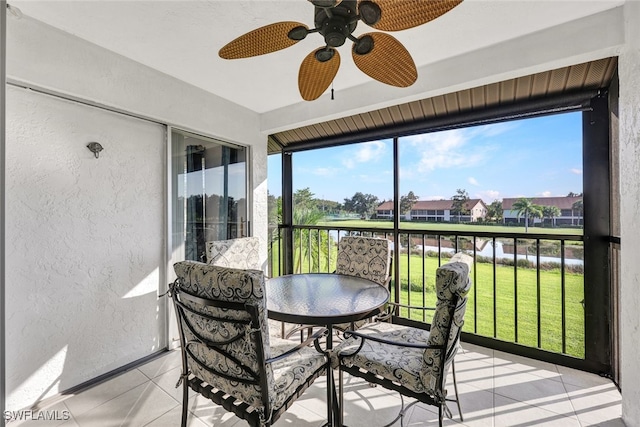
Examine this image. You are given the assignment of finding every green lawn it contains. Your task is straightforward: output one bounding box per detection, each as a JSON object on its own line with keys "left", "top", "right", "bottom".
{"left": 393, "top": 255, "right": 584, "bottom": 358}
{"left": 318, "top": 219, "right": 584, "bottom": 236}
{"left": 269, "top": 237, "right": 585, "bottom": 358}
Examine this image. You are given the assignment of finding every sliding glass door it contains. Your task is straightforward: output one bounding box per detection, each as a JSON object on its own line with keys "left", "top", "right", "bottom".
{"left": 171, "top": 129, "right": 248, "bottom": 262}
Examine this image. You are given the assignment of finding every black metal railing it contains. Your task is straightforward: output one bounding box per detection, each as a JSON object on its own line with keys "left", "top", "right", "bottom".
{"left": 268, "top": 224, "right": 585, "bottom": 359}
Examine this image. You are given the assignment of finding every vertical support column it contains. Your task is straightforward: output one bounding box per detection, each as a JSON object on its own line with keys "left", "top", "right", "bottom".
{"left": 582, "top": 91, "right": 612, "bottom": 374}
{"left": 281, "top": 151, "right": 294, "bottom": 275}
{"left": 1, "top": 1, "right": 7, "bottom": 422}
{"left": 392, "top": 137, "right": 400, "bottom": 306}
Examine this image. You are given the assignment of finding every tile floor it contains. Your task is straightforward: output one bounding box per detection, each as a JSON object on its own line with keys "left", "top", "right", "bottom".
{"left": 11, "top": 342, "right": 623, "bottom": 427}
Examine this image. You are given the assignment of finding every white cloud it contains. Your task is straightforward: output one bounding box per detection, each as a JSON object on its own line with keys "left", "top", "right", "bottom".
{"left": 404, "top": 128, "right": 488, "bottom": 172}
{"left": 312, "top": 167, "right": 337, "bottom": 177}
{"left": 468, "top": 177, "right": 479, "bottom": 186}
{"left": 342, "top": 141, "right": 387, "bottom": 169}
{"left": 539, "top": 191, "right": 552, "bottom": 197}
{"left": 570, "top": 168, "right": 583, "bottom": 175}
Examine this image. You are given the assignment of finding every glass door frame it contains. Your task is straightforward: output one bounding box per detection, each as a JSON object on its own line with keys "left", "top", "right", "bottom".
{"left": 165, "top": 126, "right": 251, "bottom": 346}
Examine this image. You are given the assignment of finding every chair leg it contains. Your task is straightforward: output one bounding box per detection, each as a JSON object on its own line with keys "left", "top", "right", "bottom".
{"left": 338, "top": 369, "right": 344, "bottom": 427}
{"left": 438, "top": 404, "right": 444, "bottom": 427}
{"left": 451, "top": 359, "right": 463, "bottom": 422}
{"left": 181, "top": 380, "right": 189, "bottom": 427}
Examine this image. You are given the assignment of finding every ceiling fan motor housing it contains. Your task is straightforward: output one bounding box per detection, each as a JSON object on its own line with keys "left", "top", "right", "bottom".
{"left": 314, "top": 0, "right": 358, "bottom": 47}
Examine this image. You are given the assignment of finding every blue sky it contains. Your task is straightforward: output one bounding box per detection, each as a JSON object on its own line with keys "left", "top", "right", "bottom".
{"left": 268, "top": 112, "right": 583, "bottom": 204}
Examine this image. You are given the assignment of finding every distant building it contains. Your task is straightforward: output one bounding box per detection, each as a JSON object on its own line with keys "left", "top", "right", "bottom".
{"left": 376, "top": 201, "right": 394, "bottom": 219}
{"left": 502, "top": 196, "right": 583, "bottom": 226}
{"left": 376, "top": 199, "right": 488, "bottom": 222}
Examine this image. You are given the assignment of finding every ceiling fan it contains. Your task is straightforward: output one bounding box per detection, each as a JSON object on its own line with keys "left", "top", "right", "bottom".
{"left": 219, "top": 0, "right": 463, "bottom": 101}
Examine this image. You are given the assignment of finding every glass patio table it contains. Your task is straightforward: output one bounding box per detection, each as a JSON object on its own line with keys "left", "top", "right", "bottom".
{"left": 267, "top": 273, "right": 390, "bottom": 427}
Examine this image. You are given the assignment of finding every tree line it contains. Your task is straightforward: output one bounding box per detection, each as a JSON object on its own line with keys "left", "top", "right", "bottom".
{"left": 268, "top": 188, "right": 583, "bottom": 228}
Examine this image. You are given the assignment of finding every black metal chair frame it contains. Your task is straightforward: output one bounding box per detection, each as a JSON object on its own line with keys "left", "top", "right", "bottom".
{"left": 169, "top": 279, "right": 329, "bottom": 427}
{"left": 337, "top": 296, "right": 466, "bottom": 427}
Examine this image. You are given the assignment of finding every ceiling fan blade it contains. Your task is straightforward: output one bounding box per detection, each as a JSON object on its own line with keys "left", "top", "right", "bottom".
{"left": 299, "top": 48, "right": 341, "bottom": 101}
{"left": 359, "top": 0, "right": 462, "bottom": 31}
{"left": 352, "top": 32, "right": 416, "bottom": 87}
{"left": 219, "top": 22, "right": 308, "bottom": 59}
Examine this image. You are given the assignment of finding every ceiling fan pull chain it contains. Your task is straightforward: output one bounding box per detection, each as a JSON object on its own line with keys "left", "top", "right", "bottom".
{"left": 331, "top": 84, "right": 334, "bottom": 100}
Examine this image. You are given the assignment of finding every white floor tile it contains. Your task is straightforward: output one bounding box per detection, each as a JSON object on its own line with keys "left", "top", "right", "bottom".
{"left": 451, "top": 357, "right": 495, "bottom": 392}
{"left": 493, "top": 395, "right": 580, "bottom": 427}
{"left": 493, "top": 350, "right": 561, "bottom": 382}
{"left": 151, "top": 366, "right": 197, "bottom": 403}
{"left": 457, "top": 343, "right": 494, "bottom": 365}
{"left": 564, "top": 382, "right": 622, "bottom": 426}
{"left": 441, "top": 383, "right": 495, "bottom": 427}
{"left": 144, "top": 406, "right": 209, "bottom": 427}
{"left": 45, "top": 345, "right": 624, "bottom": 427}
{"left": 493, "top": 365, "right": 576, "bottom": 418}
{"left": 339, "top": 377, "right": 405, "bottom": 427}
{"left": 62, "top": 368, "right": 150, "bottom": 417}
{"left": 72, "top": 382, "right": 179, "bottom": 427}
{"left": 556, "top": 365, "right": 615, "bottom": 388}
{"left": 185, "top": 394, "right": 243, "bottom": 427}
{"left": 137, "top": 350, "right": 183, "bottom": 380}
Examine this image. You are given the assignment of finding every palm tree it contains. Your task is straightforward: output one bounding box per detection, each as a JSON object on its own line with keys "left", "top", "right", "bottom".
{"left": 572, "top": 199, "right": 584, "bottom": 226}
{"left": 542, "top": 205, "right": 561, "bottom": 227}
{"left": 292, "top": 208, "right": 330, "bottom": 273}
{"left": 512, "top": 198, "right": 543, "bottom": 232}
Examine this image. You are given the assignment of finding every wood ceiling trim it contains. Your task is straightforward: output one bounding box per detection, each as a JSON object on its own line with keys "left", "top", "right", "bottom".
{"left": 268, "top": 57, "right": 618, "bottom": 154}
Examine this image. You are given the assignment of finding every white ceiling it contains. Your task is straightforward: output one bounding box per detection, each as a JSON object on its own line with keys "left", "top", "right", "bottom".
{"left": 11, "top": 0, "right": 624, "bottom": 129}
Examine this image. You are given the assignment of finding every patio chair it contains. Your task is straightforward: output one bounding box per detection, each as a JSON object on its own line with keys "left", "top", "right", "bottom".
{"left": 333, "top": 252, "right": 473, "bottom": 427}
{"left": 169, "top": 261, "right": 329, "bottom": 427}
{"left": 335, "top": 235, "right": 392, "bottom": 330}
{"left": 205, "top": 236, "right": 260, "bottom": 269}
{"left": 206, "top": 236, "right": 290, "bottom": 339}
{"left": 335, "top": 235, "right": 392, "bottom": 288}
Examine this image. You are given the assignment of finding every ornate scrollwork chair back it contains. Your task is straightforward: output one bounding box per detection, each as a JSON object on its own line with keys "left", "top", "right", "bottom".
{"left": 334, "top": 252, "right": 473, "bottom": 427}
{"left": 206, "top": 236, "right": 291, "bottom": 339}
{"left": 170, "top": 261, "right": 328, "bottom": 427}
{"left": 336, "top": 236, "right": 392, "bottom": 287}
{"left": 205, "top": 236, "right": 261, "bottom": 270}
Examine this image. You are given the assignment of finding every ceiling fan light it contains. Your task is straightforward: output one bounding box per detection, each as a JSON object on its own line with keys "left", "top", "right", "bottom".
{"left": 359, "top": 1, "right": 381, "bottom": 26}
{"left": 315, "top": 48, "right": 336, "bottom": 63}
{"left": 288, "top": 26, "right": 309, "bottom": 41}
{"left": 353, "top": 35, "right": 374, "bottom": 55}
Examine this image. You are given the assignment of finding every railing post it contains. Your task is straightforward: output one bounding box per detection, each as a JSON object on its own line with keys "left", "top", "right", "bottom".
{"left": 281, "top": 152, "right": 294, "bottom": 275}
{"left": 582, "top": 91, "right": 612, "bottom": 374}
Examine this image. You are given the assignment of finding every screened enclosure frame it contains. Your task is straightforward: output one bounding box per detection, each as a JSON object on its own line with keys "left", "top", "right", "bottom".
{"left": 276, "top": 87, "right": 617, "bottom": 378}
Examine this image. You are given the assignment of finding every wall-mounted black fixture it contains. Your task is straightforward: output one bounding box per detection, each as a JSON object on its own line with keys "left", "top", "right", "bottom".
{"left": 6, "top": 3, "right": 23, "bottom": 18}
{"left": 87, "top": 142, "right": 103, "bottom": 159}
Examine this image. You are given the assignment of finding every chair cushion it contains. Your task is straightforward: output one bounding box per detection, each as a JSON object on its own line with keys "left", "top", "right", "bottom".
{"left": 333, "top": 322, "right": 431, "bottom": 395}
{"left": 206, "top": 236, "right": 261, "bottom": 270}
{"left": 336, "top": 236, "right": 391, "bottom": 286}
{"left": 421, "top": 253, "right": 472, "bottom": 396}
{"left": 269, "top": 337, "right": 328, "bottom": 409}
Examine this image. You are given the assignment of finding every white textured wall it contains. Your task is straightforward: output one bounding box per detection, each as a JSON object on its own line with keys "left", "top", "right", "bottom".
{"left": 619, "top": 2, "right": 640, "bottom": 426}
{"left": 5, "top": 86, "right": 165, "bottom": 409}
{"left": 5, "top": 16, "right": 268, "bottom": 410}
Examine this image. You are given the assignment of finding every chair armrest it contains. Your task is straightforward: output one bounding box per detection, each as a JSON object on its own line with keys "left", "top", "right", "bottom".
{"left": 341, "top": 329, "right": 445, "bottom": 351}
{"left": 266, "top": 328, "right": 329, "bottom": 364}
{"left": 375, "top": 301, "right": 435, "bottom": 322}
